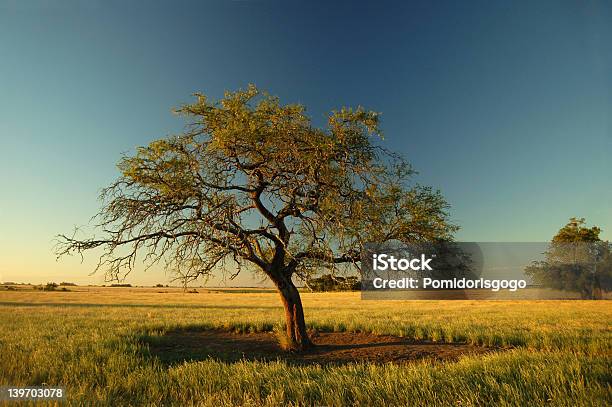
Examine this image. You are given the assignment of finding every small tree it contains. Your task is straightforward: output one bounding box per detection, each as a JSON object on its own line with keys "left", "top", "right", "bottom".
{"left": 57, "top": 86, "right": 456, "bottom": 350}
{"left": 526, "top": 218, "right": 611, "bottom": 299}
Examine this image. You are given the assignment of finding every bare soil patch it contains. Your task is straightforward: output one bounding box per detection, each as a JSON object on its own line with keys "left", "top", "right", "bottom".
{"left": 146, "top": 329, "right": 497, "bottom": 366}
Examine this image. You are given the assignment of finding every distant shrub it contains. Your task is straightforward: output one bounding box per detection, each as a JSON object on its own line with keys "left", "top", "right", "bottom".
{"left": 307, "top": 275, "right": 361, "bottom": 292}
{"left": 37, "top": 282, "right": 59, "bottom": 291}
{"left": 110, "top": 283, "right": 132, "bottom": 287}
{"left": 155, "top": 283, "right": 165, "bottom": 287}
{"left": 59, "top": 282, "right": 77, "bottom": 286}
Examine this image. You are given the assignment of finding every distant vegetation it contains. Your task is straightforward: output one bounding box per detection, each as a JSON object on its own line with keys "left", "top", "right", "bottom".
{"left": 308, "top": 275, "right": 360, "bottom": 292}
{"left": 60, "top": 282, "right": 77, "bottom": 286}
{"left": 526, "top": 218, "right": 611, "bottom": 299}
{"left": 35, "top": 282, "right": 68, "bottom": 291}
{"left": 110, "top": 283, "right": 132, "bottom": 287}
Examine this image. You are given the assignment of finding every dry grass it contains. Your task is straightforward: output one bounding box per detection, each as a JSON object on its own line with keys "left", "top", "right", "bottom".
{"left": 0, "top": 286, "right": 610, "bottom": 406}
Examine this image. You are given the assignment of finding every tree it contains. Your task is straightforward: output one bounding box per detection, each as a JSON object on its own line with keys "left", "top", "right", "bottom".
{"left": 525, "top": 218, "right": 612, "bottom": 299}
{"left": 56, "top": 85, "right": 456, "bottom": 350}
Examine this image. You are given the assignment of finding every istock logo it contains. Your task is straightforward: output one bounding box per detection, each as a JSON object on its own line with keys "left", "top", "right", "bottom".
{"left": 372, "top": 253, "right": 433, "bottom": 271}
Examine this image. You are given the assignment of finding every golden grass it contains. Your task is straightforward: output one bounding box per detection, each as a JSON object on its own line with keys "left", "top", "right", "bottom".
{"left": 0, "top": 287, "right": 610, "bottom": 406}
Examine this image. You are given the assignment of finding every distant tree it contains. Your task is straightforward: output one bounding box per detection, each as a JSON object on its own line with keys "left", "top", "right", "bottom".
{"left": 525, "top": 218, "right": 611, "bottom": 299}
{"left": 59, "top": 282, "right": 77, "bottom": 286}
{"left": 308, "top": 274, "right": 361, "bottom": 292}
{"left": 57, "top": 85, "right": 456, "bottom": 351}
{"left": 40, "top": 282, "right": 59, "bottom": 291}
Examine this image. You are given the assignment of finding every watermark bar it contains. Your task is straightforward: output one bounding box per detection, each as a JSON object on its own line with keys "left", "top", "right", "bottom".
{"left": 361, "top": 242, "right": 611, "bottom": 300}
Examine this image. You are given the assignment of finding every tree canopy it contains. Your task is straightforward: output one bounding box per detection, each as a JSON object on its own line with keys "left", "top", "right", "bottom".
{"left": 525, "top": 218, "right": 611, "bottom": 299}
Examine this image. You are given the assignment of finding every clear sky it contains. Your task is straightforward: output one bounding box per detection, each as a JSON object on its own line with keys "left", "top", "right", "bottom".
{"left": 0, "top": 0, "right": 610, "bottom": 286}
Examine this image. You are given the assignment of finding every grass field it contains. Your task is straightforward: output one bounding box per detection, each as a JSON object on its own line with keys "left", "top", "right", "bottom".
{"left": 0, "top": 286, "right": 610, "bottom": 406}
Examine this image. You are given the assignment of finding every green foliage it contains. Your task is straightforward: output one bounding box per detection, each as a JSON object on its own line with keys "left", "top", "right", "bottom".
{"left": 552, "top": 217, "right": 601, "bottom": 243}
{"left": 58, "top": 85, "right": 456, "bottom": 286}
{"left": 526, "top": 218, "right": 612, "bottom": 299}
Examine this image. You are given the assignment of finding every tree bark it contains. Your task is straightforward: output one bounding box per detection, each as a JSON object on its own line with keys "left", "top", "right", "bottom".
{"left": 270, "top": 272, "right": 313, "bottom": 351}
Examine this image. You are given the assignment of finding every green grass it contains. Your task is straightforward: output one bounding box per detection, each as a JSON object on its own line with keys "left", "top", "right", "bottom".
{"left": 0, "top": 289, "right": 610, "bottom": 406}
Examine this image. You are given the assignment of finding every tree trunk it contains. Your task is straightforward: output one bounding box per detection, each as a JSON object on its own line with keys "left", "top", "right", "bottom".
{"left": 581, "top": 277, "right": 602, "bottom": 300}
{"left": 270, "top": 272, "right": 313, "bottom": 351}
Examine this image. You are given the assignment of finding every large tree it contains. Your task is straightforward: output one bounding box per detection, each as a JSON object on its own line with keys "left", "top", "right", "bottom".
{"left": 57, "top": 86, "right": 456, "bottom": 350}
{"left": 526, "top": 218, "right": 611, "bottom": 299}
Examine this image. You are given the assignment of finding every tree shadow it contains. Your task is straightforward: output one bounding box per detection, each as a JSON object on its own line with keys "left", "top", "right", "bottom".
{"left": 141, "top": 328, "right": 498, "bottom": 366}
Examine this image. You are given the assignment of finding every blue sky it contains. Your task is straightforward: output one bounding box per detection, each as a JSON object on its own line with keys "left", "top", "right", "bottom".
{"left": 0, "top": 1, "right": 610, "bottom": 285}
